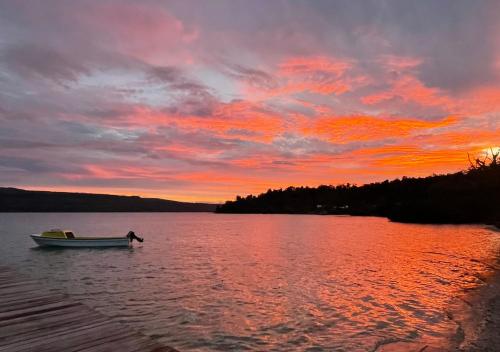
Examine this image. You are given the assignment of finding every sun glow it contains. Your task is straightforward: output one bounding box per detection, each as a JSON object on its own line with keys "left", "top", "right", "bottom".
{"left": 482, "top": 147, "right": 500, "bottom": 157}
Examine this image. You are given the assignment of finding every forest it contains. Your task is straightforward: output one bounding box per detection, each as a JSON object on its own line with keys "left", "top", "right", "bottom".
{"left": 217, "top": 150, "right": 500, "bottom": 225}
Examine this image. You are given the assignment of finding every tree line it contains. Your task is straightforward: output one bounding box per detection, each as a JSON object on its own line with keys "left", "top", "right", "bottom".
{"left": 216, "top": 149, "right": 500, "bottom": 225}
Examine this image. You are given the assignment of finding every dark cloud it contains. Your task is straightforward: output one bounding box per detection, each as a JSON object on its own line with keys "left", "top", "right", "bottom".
{"left": 148, "top": 67, "right": 212, "bottom": 100}
{"left": 161, "top": 95, "right": 217, "bottom": 117}
{"left": 226, "top": 128, "right": 262, "bottom": 137}
{"left": 0, "top": 155, "right": 59, "bottom": 173}
{"left": 149, "top": 66, "right": 184, "bottom": 83}
{"left": 223, "top": 63, "right": 278, "bottom": 89}
{"left": 0, "top": 45, "right": 89, "bottom": 83}
{"left": 148, "top": 65, "right": 218, "bottom": 116}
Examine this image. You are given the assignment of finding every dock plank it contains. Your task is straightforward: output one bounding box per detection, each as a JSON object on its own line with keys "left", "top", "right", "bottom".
{"left": 0, "top": 266, "right": 178, "bottom": 352}
{"left": 0, "top": 311, "right": 106, "bottom": 342}
{"left": 0, "top": 304, "right": 90, "bottom": 329}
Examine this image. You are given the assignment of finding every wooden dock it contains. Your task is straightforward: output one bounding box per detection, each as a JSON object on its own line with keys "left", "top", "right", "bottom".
{"left": 0, "top": 266, "right": 178, "bottom": 352}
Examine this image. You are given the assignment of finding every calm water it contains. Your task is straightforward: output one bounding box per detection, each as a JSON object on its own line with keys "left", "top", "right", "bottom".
{"left": 0, "top": 213, "right": 499, "bottom": 351}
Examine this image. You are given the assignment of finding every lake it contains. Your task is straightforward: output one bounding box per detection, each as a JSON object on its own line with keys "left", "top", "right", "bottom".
{"left": 0, "top": 213, "right": 499, "bottom": 351}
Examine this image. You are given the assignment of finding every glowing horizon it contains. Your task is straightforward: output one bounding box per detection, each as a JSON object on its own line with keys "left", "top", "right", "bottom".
{"left": 0, "top": 1, "right": 499, "bottom": 203}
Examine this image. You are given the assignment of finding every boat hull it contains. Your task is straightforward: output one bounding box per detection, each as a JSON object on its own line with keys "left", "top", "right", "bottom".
{"left": 30, "top": 234, "right": 130, "bottom": 248}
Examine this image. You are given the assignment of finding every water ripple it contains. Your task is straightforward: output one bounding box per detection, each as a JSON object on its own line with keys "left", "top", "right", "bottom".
{"left": 1, "top": 213, "right": 499, "bottom": 351}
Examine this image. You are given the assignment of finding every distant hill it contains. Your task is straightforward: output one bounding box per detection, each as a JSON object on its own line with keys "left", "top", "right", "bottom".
{"left": 216, "top": 162, "right": 500, "bottom": 225}
{"left": 0, "top": 188, "right": 217, "bottom": 212}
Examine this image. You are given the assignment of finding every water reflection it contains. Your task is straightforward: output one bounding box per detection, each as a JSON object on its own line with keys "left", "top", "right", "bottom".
{"left": 0, "top": 213, "right": 498, "bottom": 351}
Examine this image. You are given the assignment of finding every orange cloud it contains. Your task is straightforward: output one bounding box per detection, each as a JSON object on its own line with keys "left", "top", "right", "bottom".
{"left": 415, "top": 129, "right": 500, "bottom": 148}
{"left": 343, "top": 127, "right": 499, "bottom": 177}
{"left": 456, "top": 86, "right": 500, "bottom": 115}
{"left": 184, "top": 101, "right": 285, "bottom": 142}
{"left": 372, "top": 148, "right": 471, "bottom": 170}
{"left": 83, "top": 164, "right": 172, "bottom": 180}
{"left": 271, "top": 81, "right": 351, "bottom": 95}
{"left": 361, "top": 74, "right": 453, "bottom": 108}
{"left": 303, "top": 115, "right": 458, "bottom": 143}
{"left": 335, "top": 145, "right": 467, "bottom": 178}
{"left": 108, "top": 101, "right": 285, "bottom": 142}
{"left": 381, "top": 55, "right": 423, "bottom": 70}
{"left": 278, "top": 56, "right": 352, "bottom": 76}
{"left": 241, "top": 56, "right": 367, "bottom": 98}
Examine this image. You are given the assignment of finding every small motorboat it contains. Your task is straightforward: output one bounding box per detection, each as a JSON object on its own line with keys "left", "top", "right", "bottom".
{"left": 30, "top": 229, "right": 143, "bottom": 248}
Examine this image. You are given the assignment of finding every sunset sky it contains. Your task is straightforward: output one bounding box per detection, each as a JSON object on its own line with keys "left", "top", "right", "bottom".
{"left": 0, "top": 0, "right": 499, "bottom": 202}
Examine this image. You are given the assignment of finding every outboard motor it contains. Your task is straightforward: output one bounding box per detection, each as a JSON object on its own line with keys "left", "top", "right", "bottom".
{"left": 127, "top": 231, "right": 144, "bottom": 243}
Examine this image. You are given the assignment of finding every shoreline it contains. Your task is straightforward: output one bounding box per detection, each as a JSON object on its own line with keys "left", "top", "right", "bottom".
{"left": 377, "top": 256, "right": 500, "bottom": 352}
{"left": 376, "top": 223, "right": 500, "bottom": 352}
{"left": 448, "top": 258, "right": 500, "bottom": 351}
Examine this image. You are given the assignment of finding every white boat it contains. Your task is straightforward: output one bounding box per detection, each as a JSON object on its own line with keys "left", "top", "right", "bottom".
{"left": 30, "top": 229, "right": 143, "bottom": 248}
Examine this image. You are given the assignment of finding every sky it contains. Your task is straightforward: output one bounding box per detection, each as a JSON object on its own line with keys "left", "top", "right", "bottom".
{"left": 0, "top": 0, "right": 499, "bottom": 202}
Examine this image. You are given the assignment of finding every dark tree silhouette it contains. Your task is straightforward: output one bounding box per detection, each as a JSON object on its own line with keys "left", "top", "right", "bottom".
{"left": 468, "top": 148, "right": 500, "bottom": 170}
{"left": 217, "top": 149, "right": 500, "bottom": 225}
{"left": 489, "top": 148, "right": 499, "bottom": 166}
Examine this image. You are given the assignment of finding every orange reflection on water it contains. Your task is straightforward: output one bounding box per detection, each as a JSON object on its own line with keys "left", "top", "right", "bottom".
{"left": 6, "top": 213, "right": 499, "bottom": 351}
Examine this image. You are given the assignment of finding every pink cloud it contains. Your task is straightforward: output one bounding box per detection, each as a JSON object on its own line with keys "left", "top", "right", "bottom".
{"left": 72, "top": 2, "right": 199, "bottom": 66}
{"left": 361, "top": 74, "right": 453, "bottom": 108}
{"left": 237, "top": 56, "right": 370, "bottom": 99}
{"left": 380, "top": 55, "right": 423, "bottom": 70}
